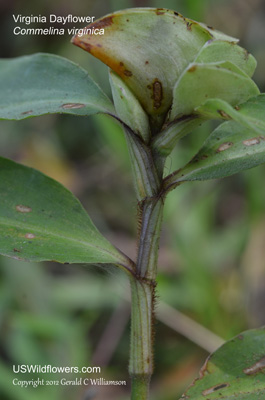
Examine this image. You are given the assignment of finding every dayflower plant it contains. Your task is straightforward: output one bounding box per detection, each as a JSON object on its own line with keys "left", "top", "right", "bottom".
{"left": 1, "top": 8, "right": 265, "bottom": 400}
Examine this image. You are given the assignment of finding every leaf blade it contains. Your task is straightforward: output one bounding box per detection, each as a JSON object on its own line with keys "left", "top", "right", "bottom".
{"left": 0, "top": 53, "right": 114, "bottom": 120}
{"left": 166, "top": 120, "right": 265, "bottom": 185}
{"left": 0, "top": 157, "right": 130, "bottom": 268}
{"left": 181, "top": 327, "right": 265, "bottom": 400}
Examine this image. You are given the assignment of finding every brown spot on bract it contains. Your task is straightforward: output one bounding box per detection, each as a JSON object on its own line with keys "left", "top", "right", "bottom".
{"left": 243, "top": 137, "right": 260, "bottom": 146}
{"left": 207, "top": 25, "right": 214, "bottom": 30}
{"left": 120, "top": 62, "right": 124, "bottom": 67}
{"left": 152, "top": 79, "right": 163, "bottom": 110}
{"left": 202, "top": 383, "right": 229, "bottom": 395}
{"left": 21, "top": 110, "right": 33, "bottom": 115}
{"left": 16, "top": 205, "right": 32, "bottom": 213}
{"left": 188, "top": 65, "right": 197, "bottom": 72}
{"left": 186, "top": 22, "right": 192, "bottom": 30}
{"left": 124, "top": 70, "right": 132, "bottom": 77}
{"left": 201, "top": 155, "right": 208, "bottom": 160}
{"left": 244, "top": 356, "right": 265, "bottom": 375}
{"left": 217, "top": 142, "right": 233, "bottom": 152}
{"left": 61, "top": 103, "right": 86, "bottom": 109}
{"left": 174, "top": 11, "right": 180, "bottom": 16}
{"left": 145, "top": 61, "right": 149, "bottom": 65}
{"left": 25, "top": 233, "right": 36, "bottom": 239}
{"left": 218, "top": 110, "right": 231, "bottom": 119}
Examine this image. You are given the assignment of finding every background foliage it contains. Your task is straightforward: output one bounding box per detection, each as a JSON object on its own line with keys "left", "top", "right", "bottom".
{"left": 0, "top": 0, "right": 265, "bottom": 399}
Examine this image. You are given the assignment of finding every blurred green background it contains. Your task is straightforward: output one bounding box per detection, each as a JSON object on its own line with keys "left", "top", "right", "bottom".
{"left": 1, "top": 0, "right": 265, "bottom": 399}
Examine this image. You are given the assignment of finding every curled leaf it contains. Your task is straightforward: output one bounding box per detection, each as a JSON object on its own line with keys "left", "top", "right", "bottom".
{"left": 169, "top": 61, "right": 259, "bottom": 120}
{"left": 72, "top": 8, "right": 237, "bottom": 129}
{"left": 195, "top": 40, "right": 257, "bottom": 77}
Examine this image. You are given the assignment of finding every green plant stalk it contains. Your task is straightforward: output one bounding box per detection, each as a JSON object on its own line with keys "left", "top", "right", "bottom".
{"left": 127, "top": 136, "right": 164, "bottom": 399}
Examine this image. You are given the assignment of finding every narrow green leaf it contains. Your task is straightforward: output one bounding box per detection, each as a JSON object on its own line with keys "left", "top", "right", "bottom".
{"left": 164, "top": 118, "right": 265, "bottom": 186}
{"left": 169, "top": 61, "right": 259, "bottom": 120}
{"left": 72, "top": 8, "right": 236, "bottom": 125}
{"left": 195, "top": 94, "right": 265, "bottom": 135}
{"left": 0, "top": 157, "right": 131, "bottom": 268}
{"left": 195, "top": 40, "right": 257, "bottom": 77}
{"left": 181, "top": 327, "right": 265, "bottom": 400}
{"left": 0, "top": 53, "right": 114, "bottom": 120}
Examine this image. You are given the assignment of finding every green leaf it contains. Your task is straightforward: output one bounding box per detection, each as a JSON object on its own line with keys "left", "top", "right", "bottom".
{"left": 169, "top": 61, "right": 259, "bottom": 121}
{"left": 0, "top": 157, "right": 131, "bottom": 268}
{"left": 195, "top": 40, "right": 257, "bottom": 77}
{"left": 109, "top": 70, "right": 150, "bottom": 142}
{"left": 72, "top": 8, "right": 236, "bottom": 126}
{"left": 181, "top": 327, "right": 265, "bottom": 400}
{"left": 0, "top": 53, "right": 114, "bottom": 120}
{"left": 195, "top": 94, "right": 265, "bottom": 135}
{"left": 164, "top": 103, "right": 265, "bottom": 186}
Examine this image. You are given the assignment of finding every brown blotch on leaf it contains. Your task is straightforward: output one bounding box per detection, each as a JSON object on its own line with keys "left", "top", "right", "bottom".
{"left": 244, "top": 49, "right": 250, "bottom": 60}
{"left": 244, "top": 356, "right": 265, "bottom": 375}
{"left": 25, "top": 233, "right": 36, "bottom": 239}
{"left": 120, "top": 62, "right": 124, "bottom": 67}
{"left": 145, "top": 61, "right": 149, "bottom": 65}
{"left": 21, "top": 110, "right": 33, "bottom": 115}
{"left": 201, "top": 155, "right": 208, "bottom": 160}
{"left": 174, "top": 11, "right": 180, "bottom": 16}
{"left": 243, "top": 137, "right": 260, "bottom": 146}
{"left": 238, "top": 334, "right": 244, "bottom": 340}
{"left": 89, "top": 16, "right": 113, "bottom": 30}
{"left": 188, "top": 65, "right": 197, "bottom": 72}
{"left": 151, "top": 79, "right": 163, "bottom": 110}
{"left": 61, "top": 103, "right": 86, "bottom": 109}
{"left": 217, "top": 142, "right": 233, "bottom": 152}
{"left": 124, "top": 70, "right": 133, "bottom": 77}
{"left": 16, "top": 205, "right": 32, "bottom": 213}
{"left": 199, "top": 358, "right": 209, "bottom": 378}
{"left": 75, "top": 40, "right": 93, "bottom": 53}
{"left": 155, "top": 8, "right": 165, "bottom": 15}
{"left": 202, "top": 383, "right": 229, "bottom": 395}
{"left": 207, "top": 25, "right": 214, "bottom": 30}
{"left": 13, "top": 248, "right": 21, "bottom": 253}
{"left": 186, "top": 22, "right": 193, "bottom": 31}
{"left": 218, "top": 109, "right": 231, "bottom": 119}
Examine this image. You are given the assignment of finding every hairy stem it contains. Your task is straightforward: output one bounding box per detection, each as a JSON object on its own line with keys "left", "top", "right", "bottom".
{"left": 129, "top": 196, "right": 164, "bottom": 399}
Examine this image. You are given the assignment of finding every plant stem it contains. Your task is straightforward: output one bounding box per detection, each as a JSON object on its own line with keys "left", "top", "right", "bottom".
{"left": 129, "top": 196, "right": 164, "bottom": 400}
